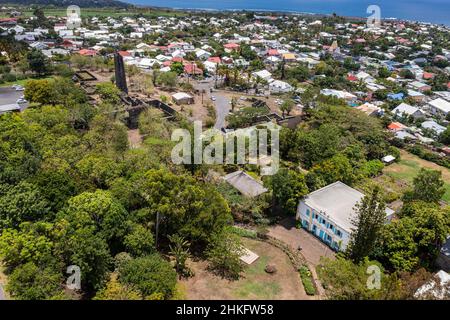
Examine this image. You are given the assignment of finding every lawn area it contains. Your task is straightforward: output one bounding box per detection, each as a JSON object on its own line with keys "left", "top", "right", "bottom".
{"left": 181, "top": 238, "right": 313, "bottom": 300}
{"left": 382, "top": 149, "right": 450, "bottom": 203}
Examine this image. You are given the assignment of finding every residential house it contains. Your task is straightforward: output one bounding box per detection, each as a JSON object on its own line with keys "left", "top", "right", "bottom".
{"left": 421, "top": 120, "right": 446, "bottom": 136}
{"left": 297, "top": 181, "right": 394, "bottom": 251}
{"left": 269, "top": 80, "right": 293, "bottom": 93}
{"left": 428, "top": 98, "right": 450, "bottom": 117}
{"left": 409, "top": 81, "right": 432, "bottom": 92}
{"left": 392, "top": 102, "right": 425, "bottom": 119}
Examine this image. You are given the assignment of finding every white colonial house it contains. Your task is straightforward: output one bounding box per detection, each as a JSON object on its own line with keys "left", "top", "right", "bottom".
{"left": 296, "top": 181, "right": 394, "bottom": 251}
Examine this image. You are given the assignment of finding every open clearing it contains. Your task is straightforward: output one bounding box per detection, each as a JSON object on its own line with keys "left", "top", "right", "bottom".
{"left": 382, "top": 149, "right": 450, "bottom": 203}
{"left": 181, "top": 238, "right": 313, "bottom": 300}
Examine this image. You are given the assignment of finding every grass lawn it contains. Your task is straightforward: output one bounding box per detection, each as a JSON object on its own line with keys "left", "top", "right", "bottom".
{"left": 383, "top": 149, "right": 450, "bottom": 203}
{"left": 181, "top": 238, "right": 312, "bottom": 300}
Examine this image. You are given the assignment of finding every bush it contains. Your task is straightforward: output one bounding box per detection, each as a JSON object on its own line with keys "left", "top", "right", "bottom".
{"left": 2, "top": 72, "right": 17, "bottom": 82}
{"left": 231, "top": 226, "right": 257, "bottom": 239}
{"left": 118, "top": 254, "right": 177, "bottom": 299}
{"left": 299, "top": 265, "right": 316, "bottom": 295}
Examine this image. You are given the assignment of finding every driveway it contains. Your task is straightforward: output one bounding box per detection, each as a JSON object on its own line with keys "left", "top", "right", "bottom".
{"left": 194, "top": 79, "right": 230, "bottom": 129}
{"left": 268, "top": 218, "right": 336, "bottom": 266}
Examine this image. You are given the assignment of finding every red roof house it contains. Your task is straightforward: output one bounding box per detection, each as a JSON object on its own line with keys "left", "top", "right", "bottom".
{"left": 184, "top": 63, "right": 203, "bottom": 75}
{"left": 388, "top": 122, "right": 407, "bottom": 132}
{"left": 224, "top": 43, "right": 240, "bottom": 51}
{"left": 118, "top": 51, "right": 131, "bottom": 57}
{"left": 78, "top": 49, "right": 98, "bottom": 56}
{"left": 208, "top": 57, "right": 221, "bottom": 64}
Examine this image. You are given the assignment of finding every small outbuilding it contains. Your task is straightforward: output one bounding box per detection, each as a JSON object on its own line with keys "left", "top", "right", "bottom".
{"left": 172, "top": 92, "right": 194, "bottom": 105}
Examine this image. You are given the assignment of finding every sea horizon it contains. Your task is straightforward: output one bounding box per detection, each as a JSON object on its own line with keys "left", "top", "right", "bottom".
{"left": 124, "top": 0, "right": 450, "bottom": 26}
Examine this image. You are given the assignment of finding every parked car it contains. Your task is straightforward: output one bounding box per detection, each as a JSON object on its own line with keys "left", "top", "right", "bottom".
{"left": 14, "top": 85, "right": 24, "bottom": 91}
{"left": 211, "top": 96, "right": 216, "bottom": 101}
{"left": 16, "top": 98, "right": 27, "bottom": 104}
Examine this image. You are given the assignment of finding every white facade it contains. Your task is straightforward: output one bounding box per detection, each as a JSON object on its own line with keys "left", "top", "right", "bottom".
{"left": 296, "top": 181, "right": 394, "bottom": 251}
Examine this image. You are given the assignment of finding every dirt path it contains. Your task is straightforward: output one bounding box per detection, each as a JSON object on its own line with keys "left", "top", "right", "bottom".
{"left": 127, "top": 129, "right": 142, "bottom": 149}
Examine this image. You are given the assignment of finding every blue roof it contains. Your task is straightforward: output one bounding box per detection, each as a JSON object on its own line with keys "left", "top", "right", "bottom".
{"left": 388, "top": 93, "right": 405, "bottom": 100}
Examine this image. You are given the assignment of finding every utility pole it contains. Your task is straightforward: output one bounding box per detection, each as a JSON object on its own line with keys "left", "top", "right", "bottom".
{"left": 155, "top": 212, "right": 160, "bottom": 249}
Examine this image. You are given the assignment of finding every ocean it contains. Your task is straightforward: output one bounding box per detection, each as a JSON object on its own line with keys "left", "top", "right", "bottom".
{"left": 125, "top": 0, "right": 450, "bottom": 26}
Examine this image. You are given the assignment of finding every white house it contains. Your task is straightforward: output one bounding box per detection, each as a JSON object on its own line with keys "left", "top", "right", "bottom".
{"left": 392, "top": 102, "right": 425, "bottom": 119}
{"left": 421, "top": 120, "right": 446, "bottom": 135}
{"left": 269, "top": 80, "right": 293, "bottom": 93}
{"left": 296, "top": 181, "right": 394, "bottom": 251}
{"left": 252, "top": 70, "right": 273, "bottom": 83}
{"left": 428, "top": 98, "right": 450, "bottom": 117}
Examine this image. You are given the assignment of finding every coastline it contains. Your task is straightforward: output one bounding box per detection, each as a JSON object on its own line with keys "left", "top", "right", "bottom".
{"left": 127, "top": 2, "right": 450, "bottom": 26}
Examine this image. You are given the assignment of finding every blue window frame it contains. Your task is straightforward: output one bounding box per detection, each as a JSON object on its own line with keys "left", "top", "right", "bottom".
{"left": 306, "top": 209, "right": 310, "bottom": 217}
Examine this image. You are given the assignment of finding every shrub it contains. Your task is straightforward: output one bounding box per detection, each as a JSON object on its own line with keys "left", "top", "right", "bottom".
{"left": 299, "top": 265, "right": 316, "bottom": 295}
{"left": 118, "top": 254, "right": 177, "bottom": 299}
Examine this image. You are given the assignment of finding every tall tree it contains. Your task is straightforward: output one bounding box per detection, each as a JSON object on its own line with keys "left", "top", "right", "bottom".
{"left": 406, "top": 168, "right": 445, "bottom": 203}
{"left": 347, "top": 186, "right": 387, "bottom": 262}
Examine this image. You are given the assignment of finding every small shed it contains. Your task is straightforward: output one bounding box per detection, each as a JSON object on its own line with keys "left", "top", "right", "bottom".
{"left": 381, "top": 155, "right": 396, "bottom": 164}
{"left": 172, "top": 92, "right": 194, "bottom": 105}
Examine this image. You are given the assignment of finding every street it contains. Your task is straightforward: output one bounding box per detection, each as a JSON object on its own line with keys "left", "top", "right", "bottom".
{"left": 194, "top": 78, "right": 230, "bottom": 129}
{"left": 0, "top": 86, "right": 28, "bottom": 110}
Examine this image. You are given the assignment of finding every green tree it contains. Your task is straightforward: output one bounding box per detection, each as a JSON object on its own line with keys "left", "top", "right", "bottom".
{"left": 61, "top": 190, "right": 129, "bottom": 244}
{"left": 406, "top": 168, "right": 445, "bottom": 203}
{"left": 124, "top": 224, "right": 155, "bottom": 257}
{"left": 318, "top": 257, "right": 401, "bottom": 300}
{"left": 267, "top": 168, "right": 308, "bottom": 215}
{"left": 7, "top": 262, "right": 65, "bottom": 300}
{"left": 24, "top": 79, "right": 54, "bottom": 105}
{"left": 96, "top": 82, "right": 121, "bottom": 104}
{"left": 135, "top": 169, "right": 232, "bottom": 245}
{"left": 347, "top": 186, "right": 387, "bottom": 262}
{"left": 118, "top": 254, "right": 177, "bottom": 299}
{"left": 206, "top": 227, "right": 244, "bottom": 280}
{"left": 280, "top": 99, "right": 294, "bottom": 117}
{"left": 440, "top": 126, "right": 450, "bottom": 145}
{"left": 27, "top": 48, "right": 49, "bottom": 75}
{"left": 94, "top": 273, "right": 141, "bottom": 300}
{"left": 170, "top": 62, "right": 184, "bottom": 75}
{"left": 0, "top": 181, "right": 50, "bottom": 229}
{"left": 156, "top": 71, "right": 177, "bottom": 88}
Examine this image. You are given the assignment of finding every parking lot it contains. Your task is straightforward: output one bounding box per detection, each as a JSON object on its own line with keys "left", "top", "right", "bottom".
{"left": 0, "top": 86, "right": 28, "bottom": 110}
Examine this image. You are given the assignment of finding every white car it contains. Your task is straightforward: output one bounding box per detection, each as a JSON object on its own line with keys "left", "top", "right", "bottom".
{"left": 211, "top": 96, "right": 216, "bottom": 101}
{"left": 14, "top": 85, "right": 24, "bottom": 91}
{"left": 16, "top": 98, "right": 27, "bottom": 104}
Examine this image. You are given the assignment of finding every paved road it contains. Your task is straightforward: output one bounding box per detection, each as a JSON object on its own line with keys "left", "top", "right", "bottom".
{"left": 194, "top": 79, "right": 230, "bottom": 129}
{"left": 0, "top": 87, "right": 23, "bottom": 105}
{"left": 0, "top": 284, "right": 6, "bottom": 300}
{"left": 0, "top": 86, "right": 28, "bottom": 110}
